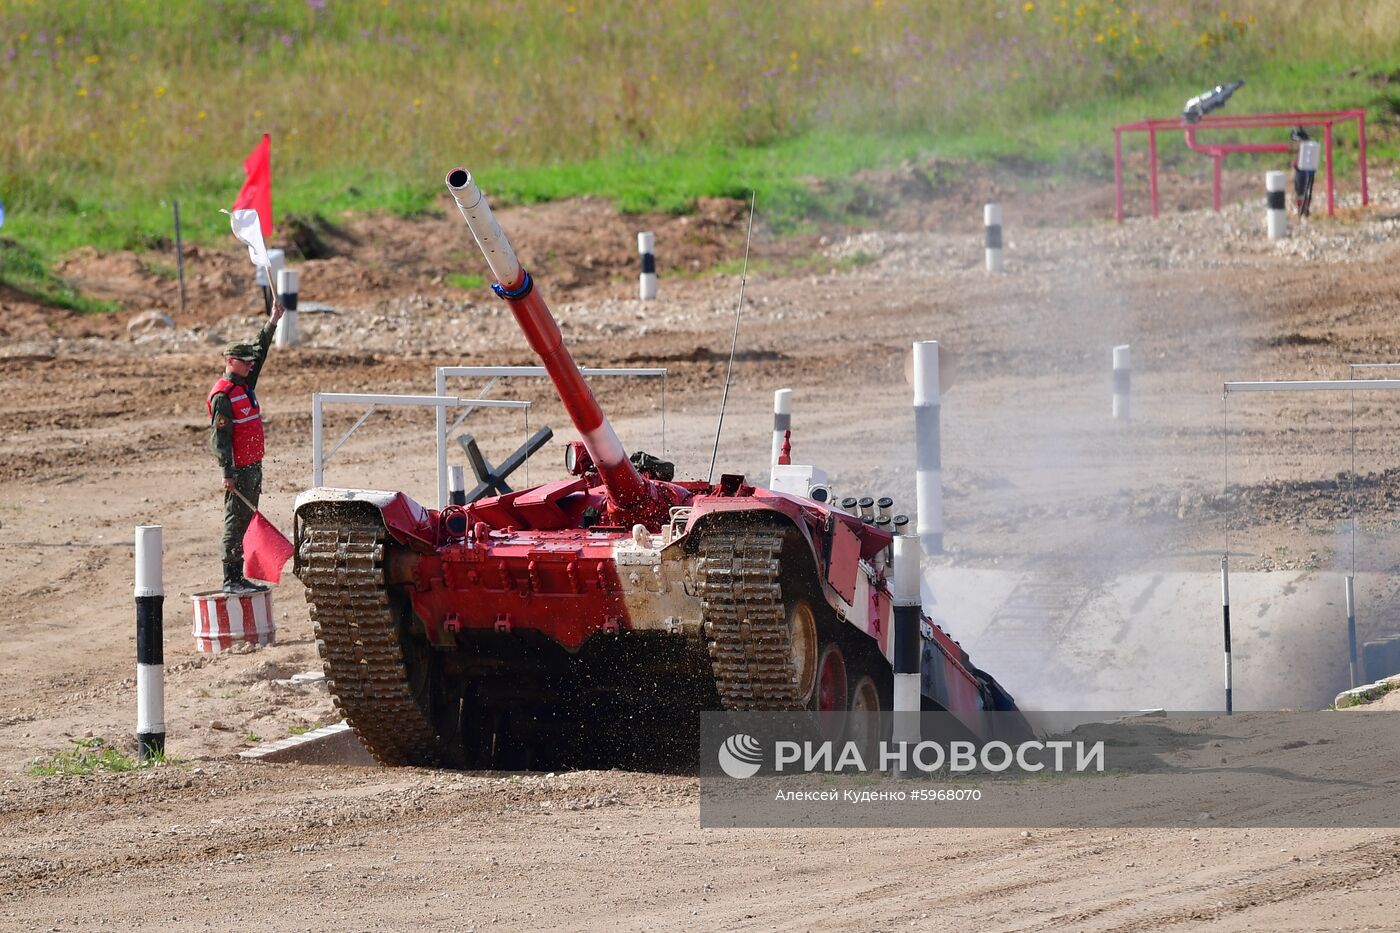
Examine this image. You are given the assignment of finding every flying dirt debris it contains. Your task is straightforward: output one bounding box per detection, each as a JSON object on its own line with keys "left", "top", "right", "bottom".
{"left": 292, "top": 168, "right": 1020, "bottom": 770}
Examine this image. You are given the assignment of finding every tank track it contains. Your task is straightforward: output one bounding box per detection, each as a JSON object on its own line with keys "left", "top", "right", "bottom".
{"left": 298, "top": 522, "right": 441, "bottom": 766}
{"left": 699, "top": 528, "right": 805, "bottom": 710}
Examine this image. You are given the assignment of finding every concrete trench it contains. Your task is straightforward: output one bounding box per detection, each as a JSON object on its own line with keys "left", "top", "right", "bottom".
{"left": 927, "top": 566, "right": 1400, "bottom": 711}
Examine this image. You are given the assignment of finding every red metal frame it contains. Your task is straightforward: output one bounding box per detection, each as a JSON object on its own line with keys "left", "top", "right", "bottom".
{"left": 1113, "top": 109, "right": 1368, "bottom": 222}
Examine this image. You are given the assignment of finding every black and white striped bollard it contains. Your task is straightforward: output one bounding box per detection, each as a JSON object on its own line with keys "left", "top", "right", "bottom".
{"left": 449, "top": 465, "right": 467, "bottom": 506}
{"left": 275, "top": 267, "right": 299, "bottom": 347}
{"left": 984, "top": 204, "right": 1003, "bottom": 273}
{"left": 913, "top": 340, "right": 943, "bottom": 553}
{"left": 638, "top": 231, "right": 657, "bottom": 300}
{"left": 135, "top": 524, "right": 165, "bottom": 760}
{"left": 1266, "top": 171, "right": 1288, "bottom": 240}
{"left": 892, "top": 532, "right": 923, "bottom": 772}
{"left": 1112, "top": 345, "right": 1131, "bottom": 421}
{"left": 1221, "top": 556, "right": 1233, "bottom": 714}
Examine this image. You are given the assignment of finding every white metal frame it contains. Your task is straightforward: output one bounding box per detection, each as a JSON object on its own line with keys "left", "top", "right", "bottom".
{"left": 1225, "top": 379, "right": 1400, "bottom": 393}
{"left": 433, "top": 365, "right": 667, "bottom": 508}
{"left": 311, "top": 392, "right": 529, "bottom": 490}
{"left": 1220, "top": 374, "right": 1400, "bottom": 695}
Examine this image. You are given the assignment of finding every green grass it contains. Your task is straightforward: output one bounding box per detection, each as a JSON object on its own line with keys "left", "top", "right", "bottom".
{"left": 287, "top": 725, "right": 311, "bottom": 736}
{"left": 28, "top": 737, "right": 175, "bottom": 776}
{"left": 444, "top": 272, "right": 486, "bottom": 292}
{"left": 1334, "top": 679, "right": 1399, "bottom": 709}
{"left": 1, "top": 0, "right": 1398, "bottom": 308}
{"left": 0, "top": 237, "right": 117, "bottom": 314}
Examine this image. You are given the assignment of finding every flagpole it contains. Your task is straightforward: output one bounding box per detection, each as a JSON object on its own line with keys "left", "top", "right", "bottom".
{"left": 173, "top": 200, "right": 187, "bottom": 316}
{"left": 229, "top": 486, "right": 259, "bottom": 515}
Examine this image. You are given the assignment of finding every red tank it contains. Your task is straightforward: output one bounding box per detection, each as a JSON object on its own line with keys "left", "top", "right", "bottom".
{"left": 293, "top": 168, "right": 1019, "bottom": 769}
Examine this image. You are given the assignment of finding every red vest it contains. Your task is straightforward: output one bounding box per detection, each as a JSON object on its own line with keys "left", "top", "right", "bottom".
{"left": 208, "top": 378, "right": 265, "bottom": 468}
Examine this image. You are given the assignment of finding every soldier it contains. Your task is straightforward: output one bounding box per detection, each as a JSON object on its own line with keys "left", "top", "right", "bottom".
{"left": 208, "top": 300, "right": 284, "bottom": 593}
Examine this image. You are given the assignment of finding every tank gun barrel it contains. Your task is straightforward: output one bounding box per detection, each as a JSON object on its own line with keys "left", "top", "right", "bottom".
{"left": 445, "top": 168, "right": 653, "bottom": 515}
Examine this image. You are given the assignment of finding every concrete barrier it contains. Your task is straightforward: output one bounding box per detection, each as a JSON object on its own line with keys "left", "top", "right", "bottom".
{"left": 1333, "top": 674, "right": 1400, "bottom": 709}
{"left": 239, "top": 721, "right": 377, "bottom": 766}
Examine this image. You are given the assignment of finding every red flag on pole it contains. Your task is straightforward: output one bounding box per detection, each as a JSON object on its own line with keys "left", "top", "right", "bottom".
{"left": 242, "top": 511, "right": 294, "bottom": 584}
{"left": 233, "top": 133, "right": 272, "bottom": 237}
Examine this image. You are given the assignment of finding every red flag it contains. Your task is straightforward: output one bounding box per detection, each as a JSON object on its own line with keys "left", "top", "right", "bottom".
{"left": 233, "top": 134, "right": 272, "bottom": 237}
{"left": 243, "top": 511, "right": 294, "bottom": 584}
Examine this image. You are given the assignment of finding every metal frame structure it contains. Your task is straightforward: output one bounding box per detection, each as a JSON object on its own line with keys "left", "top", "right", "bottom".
{"left": 1221, "top": 376, "right": 1400, "bottom": 695}
{"left": 433, "top": 365, "right": 667, "bottom": 509}
{"left": 1224, "top": 378, "right": 1398, "bottom": 394}
{"left": 311, "top": 392, "right": 529, "bottom": 491}
{"left": 1114, "top": 109, "right": 1369, "bottom": 222}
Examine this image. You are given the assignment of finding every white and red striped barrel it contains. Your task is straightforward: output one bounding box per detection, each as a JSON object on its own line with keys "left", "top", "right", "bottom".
{"left": 191, "top": 590, "right": 276, "bottom": 653}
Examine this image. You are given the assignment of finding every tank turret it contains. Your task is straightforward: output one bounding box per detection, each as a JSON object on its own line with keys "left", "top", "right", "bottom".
{"left": 445, "top": 168, "right": 687, "bottom": 529}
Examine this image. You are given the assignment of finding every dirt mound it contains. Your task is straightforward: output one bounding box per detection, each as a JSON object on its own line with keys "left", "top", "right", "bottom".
{"left": 0, "top": 156, "right": 1303, "bottom": 343}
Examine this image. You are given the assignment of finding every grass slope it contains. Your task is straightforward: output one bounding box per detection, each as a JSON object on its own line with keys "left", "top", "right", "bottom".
{"left": 1, "top": 0, "right": 1397, "bottom": 308}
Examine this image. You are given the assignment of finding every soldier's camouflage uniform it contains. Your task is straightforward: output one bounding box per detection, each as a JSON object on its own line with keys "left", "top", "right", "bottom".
{"left": 209, "top": 319, "right": 277, "bottom": 590}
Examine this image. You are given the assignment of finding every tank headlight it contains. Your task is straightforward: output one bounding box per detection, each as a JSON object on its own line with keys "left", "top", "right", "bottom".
{"left": 564, "top": 441, "right": 593, "bottom": 477}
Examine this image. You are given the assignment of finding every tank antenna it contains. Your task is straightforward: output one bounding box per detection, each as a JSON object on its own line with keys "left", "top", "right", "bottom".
{"left": 706, "top": 191, "right": 757, "bottom": 484}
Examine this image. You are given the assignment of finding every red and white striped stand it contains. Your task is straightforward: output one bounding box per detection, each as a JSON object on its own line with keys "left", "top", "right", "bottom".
{"left": 191, "top": 590, "right": 276, "bottom": 653}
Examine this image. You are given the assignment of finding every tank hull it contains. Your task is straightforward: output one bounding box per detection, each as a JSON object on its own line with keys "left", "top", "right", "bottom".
{"left": 294, "top": 485, "right": 1020, "bottom": 768}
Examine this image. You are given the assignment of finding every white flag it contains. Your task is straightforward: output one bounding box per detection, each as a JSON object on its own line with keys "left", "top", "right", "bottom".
{"left": 223, "top": 208, "right": 268, "bottom": 267}
{"left": 221, "top": 208, "right": 283, "bottom": 285}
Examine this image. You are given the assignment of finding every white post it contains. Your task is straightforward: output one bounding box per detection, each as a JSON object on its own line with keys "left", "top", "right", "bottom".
{"left": 770, "top": 388, "right": 792, "bottom": 485}
{"left": 449, "top": 465, "right": 466, "bottom": 506}
{"left": 984, "top": 204, "right": 1003, "bottom": 273}
{"left": 892, "top": 534, "right": 923, "bottom": 773}
{"left": 1266, "top": 170, "right": 1288, "bottom": 239}
{"left": 913, "top": 341, "right": 943, "bottom": 553}
{"left": 1112, "top": 344, "right": 1131, "bottom": 421}
{"left": 135, "top": 525, "right": 165, "bottom": 761}
{"left": 311, "top": 392, "right": 324, "bottom": 487}
{"left": 638, "top": 231, "right": 657, "bottom": 300}
{"left": 435, "top": 368, "right": 448, "bottom": 508}
{"left": 274, "top": 267, "right": 299, "bottom": 347}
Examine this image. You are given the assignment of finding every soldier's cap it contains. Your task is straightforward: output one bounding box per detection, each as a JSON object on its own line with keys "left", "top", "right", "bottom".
{"left": 223, "top": 342, "right": 259, "bottom": 361}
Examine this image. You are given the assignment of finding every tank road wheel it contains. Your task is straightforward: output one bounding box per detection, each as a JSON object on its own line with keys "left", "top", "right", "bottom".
{"left": 787, "top": 599, "right": 820, "bottom": 705}
{"left": 400, "top": 621, "right": 474, "bottom": 770}
{"left": 813, "top": 642, "right": 849, "bottom": 742}
{"left": 847, "top": 672, "right": 887, "bottom": 764}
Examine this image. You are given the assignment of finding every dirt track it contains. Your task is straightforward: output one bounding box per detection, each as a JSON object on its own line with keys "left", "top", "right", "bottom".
{"left": 3, "top": 169, "right": 1400, "bottom": 929}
